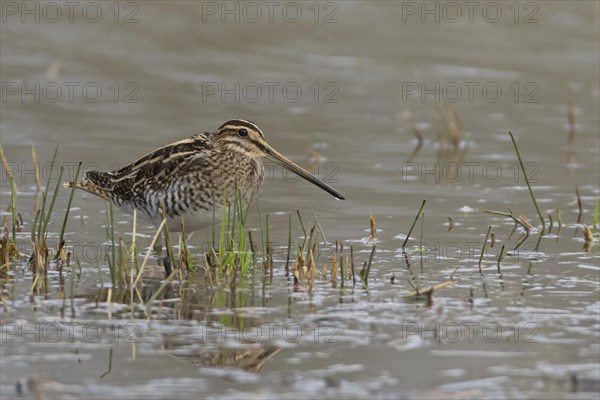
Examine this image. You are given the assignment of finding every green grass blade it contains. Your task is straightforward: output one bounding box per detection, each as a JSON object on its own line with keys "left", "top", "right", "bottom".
{"left": 42, "top": 165, "right": 64, "bottom": 234}
{"left": 37, "top": 145, "right": 59, "bottom": 239}
{"left": 10, "top": 176, "right": 17, "bottom": 241}
{"left": 402, "top": 200, "right": 426, "bottom": 249}
{"left": 508, "top": 131, "right": 545, "bottom": 228}
{"left": 59, "top": 161, "right": 82, "bottom": 242}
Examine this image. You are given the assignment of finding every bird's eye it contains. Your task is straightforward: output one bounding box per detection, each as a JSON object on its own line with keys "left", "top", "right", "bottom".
{"left": 238, "top": 128, "right": 248, "bottom": 137}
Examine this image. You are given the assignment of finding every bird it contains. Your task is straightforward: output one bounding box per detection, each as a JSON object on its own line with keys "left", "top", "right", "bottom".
{"left": 66, "top": 119, "right": 344, "bottom": 232}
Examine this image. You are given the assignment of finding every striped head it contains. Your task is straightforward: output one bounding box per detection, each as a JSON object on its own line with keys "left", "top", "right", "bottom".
{"left": 215, "top": 119, "right": 266, "bottom": 158}
{"left": 214, "top": 119, "right": 345, "bottom": 200}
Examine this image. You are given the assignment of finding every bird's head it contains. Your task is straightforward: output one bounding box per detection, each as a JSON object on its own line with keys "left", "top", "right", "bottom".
{"left": 214, "top": 119, "right": 344, "bottom": 200}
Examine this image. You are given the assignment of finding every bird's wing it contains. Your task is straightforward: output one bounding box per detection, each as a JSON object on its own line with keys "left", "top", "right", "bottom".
{"left": 109, "top": 133, "right": 215, "bottom": 201}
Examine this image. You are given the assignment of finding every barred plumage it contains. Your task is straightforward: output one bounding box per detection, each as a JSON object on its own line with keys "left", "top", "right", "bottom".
{"left": 66, "top": 119, "right": 344, "bottom": 232}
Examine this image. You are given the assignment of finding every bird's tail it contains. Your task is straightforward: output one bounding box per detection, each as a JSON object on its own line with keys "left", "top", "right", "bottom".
{"left": 64, "top": 171, "right": 113, "bottom": 201}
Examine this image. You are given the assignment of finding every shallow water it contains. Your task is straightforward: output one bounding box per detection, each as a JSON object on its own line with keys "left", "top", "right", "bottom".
{"left": 1, "top": 1, "right": 599, "bottom": 399}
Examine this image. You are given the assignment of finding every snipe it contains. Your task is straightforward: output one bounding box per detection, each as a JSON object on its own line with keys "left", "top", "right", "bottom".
{"left": 67, "top": 119, "right": 344, "bottom": 231}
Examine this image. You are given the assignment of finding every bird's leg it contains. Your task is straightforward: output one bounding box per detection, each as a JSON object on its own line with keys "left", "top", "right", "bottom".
{"left": 162, "top": 229, "right": 176, "bottom": 278}
{"left": 153, "top": 234, "right": 163, "bottom": 257}
{"left": 162, "top": 256, "right": 172, "bottom": 277}
{"left": 160, "top": 232, "right": 195, "bottom": 279}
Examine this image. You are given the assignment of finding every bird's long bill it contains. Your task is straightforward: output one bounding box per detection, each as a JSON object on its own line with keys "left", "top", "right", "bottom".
{"left": 264, "top": 145, "right": 345, "bottom": 200}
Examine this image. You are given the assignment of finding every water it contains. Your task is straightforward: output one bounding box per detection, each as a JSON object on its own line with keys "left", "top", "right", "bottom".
{"left": 1, "top": 1, "right": 599, "bottom": 398}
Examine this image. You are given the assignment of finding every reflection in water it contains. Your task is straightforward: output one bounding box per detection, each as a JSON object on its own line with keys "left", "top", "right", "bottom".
{"left": 84, "top": 270, "right": 269, "bottom": 319}
{"left": 168, "top": 342, "right": 280, "bottom": 373}
{"left": 79, "top": 270, "right": 282, "bottom": 373}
